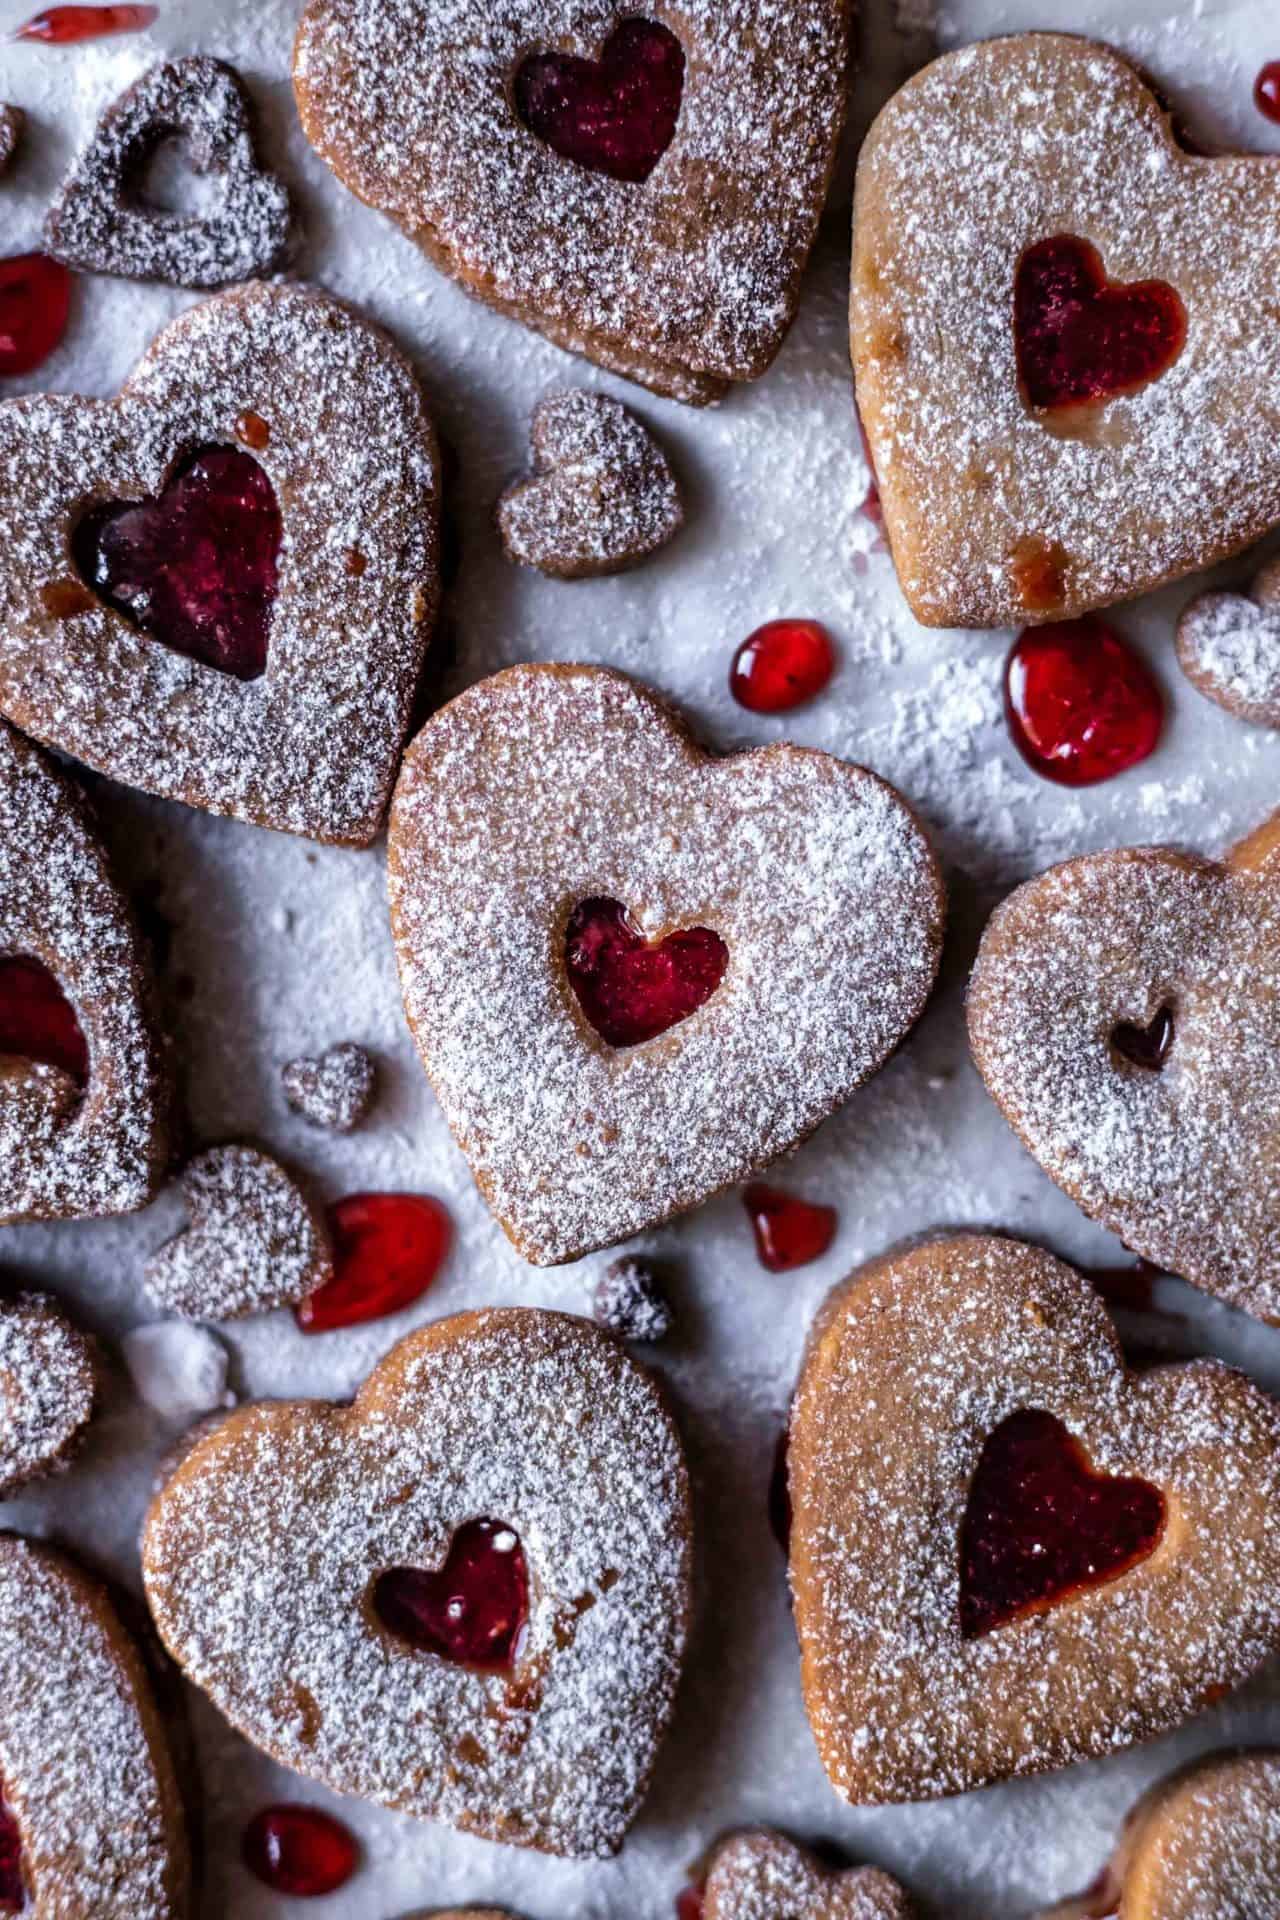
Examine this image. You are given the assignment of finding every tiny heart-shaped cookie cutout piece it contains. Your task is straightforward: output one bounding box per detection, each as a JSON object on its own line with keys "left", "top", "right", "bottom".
{"left": 1014, "top": 234, "right": 1186, "bottom": 412}
{"left": 514, "top": 19, "right": 685, "bottom": 185}
{"left": 143, "top": 1309, "right": 692, "bottom": 1858}
{"left": 145, "top": 1143, "right": 332, "bottom": 1322}
{"left": 704, "top": 1829, "right": 917, "bottom": 1919}
{"left": 45, "top": 56, "right": 291, "bottom": 288}
{"left": 1177, "top": 555, "right": 1280, "bottom": 727}
{"left": 0, "top": 1291, "right": 96, "bottom": 1498}
{"left": 281, "top": 1041, "right": 376, "bottom": 1132}
{"left": 789, "top": 1234, "right": 1280, "bottom": 1804}
{"left": 0, "top": 105, "right": 24, "bottom": 176}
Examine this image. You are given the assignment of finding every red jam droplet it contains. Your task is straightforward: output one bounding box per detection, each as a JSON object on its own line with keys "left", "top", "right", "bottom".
{"left": 241, "top": 1805, "right": 358, "bottom": 1897}
{"left": 12, "top": 4, "right": 157, "bottom": 41}
{"left": 0, "top": 254, "right": 72, "bottom": 380}
{"left": 675, "top": 1883, "right": 707, "bottom": 1920}
{"left": 1256, "top": 61, "right": 1280, "bottom": 124}
{"left": 0, "top": 1784, "right": 24, "bottom": 1913}
{"left": 730, "top": 619, "right": 835, "bottom": 714}
{"left": 744, "top": 1184, "right": 836, "bottom": 1273}
{"left": 0, "top": 956, "right": 88, "bottom": 1087}
{"left": 1014, "top": 235, "right": 1186, "bottom": 411}
{"left": 515, "top": 18, "right": 685, "bottom": 184}
{"left": 1005, "top": 618, "right": 1162, "bottom": 787}
{"left": 295, "top": 1193, "right": 451, "bottom": 1334}
{"left": 959, "top": 1409, "right": 1166, "bottom": 1640}
{"left": 373, "top": 1519, "right": 529, "bottom": 1669}
{"left": 565, "top": 898, "right": 728, "bottom": 1048}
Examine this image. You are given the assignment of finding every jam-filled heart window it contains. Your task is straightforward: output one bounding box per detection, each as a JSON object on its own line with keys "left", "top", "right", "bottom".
{"left": 564, "top": 897, "right": 728, "bottom": 1048}
{"left": 513, "top": 17, "right": 686, "bottom": 184}
{"left": 1111, "top": 1003, "right": 1175, "bottom": 1073}
{"left": 1014, "top": 234, "right": 1187, "bottom": 413}
{"left": 372, "top": 1518, "right": 530, "bottom": 1670}
{"left": 0, "top": 954, "right": 89, "bottom": 1091}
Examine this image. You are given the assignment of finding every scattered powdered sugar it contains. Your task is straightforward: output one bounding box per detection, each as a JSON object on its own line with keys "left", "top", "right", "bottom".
{"left": 121, "top": 1320, "right": 232, "bottom": 1423}
{"left": 0, "top": 1291, "right": 95, "bottom": 1497}
{"left": 704, "top": 1828, "right": 915, "bottom": 1918}
{"left": 144, "top": 1143, "right": 332, "bottom": 1321}
{"left": 1177, "top": 555, "right": 1280, "bottom": 727}
{"left": 281, "top": 1040, "right": 377, "bottom": 1133}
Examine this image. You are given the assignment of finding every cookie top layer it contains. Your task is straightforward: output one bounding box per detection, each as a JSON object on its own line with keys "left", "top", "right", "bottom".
{"left": 0, "top": 1293, "right": 95, "bottom": 1498}
{"left": 1177, "top": 555, "right": 1280, "bottom": 727}
{"left": 144, "top": 1144, "right": 333, "bottom": 1321}
{"left": 705, "top": 1829, "right": 916, "bottom": 1918}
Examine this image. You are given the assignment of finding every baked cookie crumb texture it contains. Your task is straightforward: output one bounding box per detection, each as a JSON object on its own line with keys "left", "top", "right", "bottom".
{"left": 0, "top": 1292, "right": 95, "bottom": 1498}
{"left": 1177, "top": 554, "right": 1280, "bottom": 727}
{"left": 144, "top": 1143, "right": 333, "bottom": 1321}
{"left": 705, "top": 1828, "right": 917, "bottom": 1918}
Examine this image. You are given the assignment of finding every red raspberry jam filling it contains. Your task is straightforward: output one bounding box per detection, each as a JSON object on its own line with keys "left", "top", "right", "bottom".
{"left": 72, "top": 445, "right": 280, "bottom": 682}
{"left": 1256, "top": 61, "right": 1280, "bottom": 124}
{"left": 730, "top": 619, "right": 835, "bottom": 714}
{"left": 0, "top": 254, "right": 72, "bottom": 381}
{"left": 744, "top": 1184, "right": 836, "bottom": 1272}
{"left": 0, "top": 956, "right": 88, "bottom": 1088}
{"left": 959, "top": 1409, "right": 1166, "bottom": 1640}
{"left": 373, "top": 1519, "right": 529, "bottom": 1669}
{"left": 565, "top": 897, "right": 728, "bottom": 1048}
{"left": 515, "top": 18, "right": 685, "bottom": 184}
{"left": 1111, "top": 1005, "right": 1174, "bottom": 1073}
{"left": 1014, "top": 235, "right": 1186, "bottom": 411}
{"left": 675, "top": 1883, "right": 707, "bottom": 1920}
{"left": 1005, "top": 618, "right": 1162, "bottom": 787}
{"left": 295, "top": 1193, "right": 451, "bottom": 1334}
{"left": 0, "top": 1783, "right": 24, "bottom": 1914}
{"left": 241, "top": 1805, "right": 358, "bottom": 1897}
{"left": 12, "top": 4, "right": 157, "bottom": 41}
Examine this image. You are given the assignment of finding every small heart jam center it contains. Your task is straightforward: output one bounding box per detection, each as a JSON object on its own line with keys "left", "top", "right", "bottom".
{"left": 0, "top": 1782, "right": 24, "bottom": 1914}
{"left": 373, "top": 1519, "right": 529, "bottom": 1669}
{"left": 241, "top": 1805, "right": 358, "bottom": 1897}
{"left": 959, "top": 1409, "right": 1166, "bottom": 1640}
{"left": 1014, "top": 235, "right": 1186, "bottom": 411}
{"left": 295, "top": 1193, "right": 451, "bottom": 1334}
{"left": 514, "top": 18, "right": 685, "bottom": 185}
{"left": 1111, "top": 1005, "right": 1174, "bottom": 1072}
{"left": 72, "top": 445, "right": 281, "bottom": 682}
{"left": 0, "top": 956, "right": 88, "bottom": 1089}
{"left": 565, "top": 897, "right": 728, "bottom": 1048}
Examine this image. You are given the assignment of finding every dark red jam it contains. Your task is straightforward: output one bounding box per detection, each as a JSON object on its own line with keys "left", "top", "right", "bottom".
{"left": 730, "top": 619, "right": 835, "bottom": 713}
{"left": 295, "top": 1193, "right": 451, "bottom": 1334}
{"left": 675, "top": 1883, "right": 706, "bottom": 1920}
{"left": 373, "top": 1520, "right": 529, "bottom": 1669}
{"left": 0, "top": 956, "right": 88, "bottom": 1087}
{"left": 12, "top": 5, "right": 157, "bottom": 41}
{"left": 1111, "top": 1005, "right": 1174, "bottom": 1072}
{"left": 1014, "top": 234, "right": 1186, "bottom": 411}
{"left": 744, "top": 1184, "right": 836, "bottom": 1272}
{"left": 514, "top": 18, "right": 685, "bottom": 183}
{"left": 0, "top": 1783, "right": 24, "bottom": 1914}
{"left": 0, "top": 254, "right": 72, "bottom": 380}
{"left": 241, "top": 1805, "right": 358, "bottom": 1897}
{"left": 1005, "top": 618, "right": 1162, "bottom": 786}
{"left": 1255, "top": 61, "right": 1280, "bottom": 124}
{"left": 565, "top": 897, "right": 727, "bottom": 1048}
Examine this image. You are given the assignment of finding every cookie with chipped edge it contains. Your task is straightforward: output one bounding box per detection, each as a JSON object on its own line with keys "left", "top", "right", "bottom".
{"left": 1177, "top": 554, "right": 1280, "bottom": 727}
{"left": 144, "top": 1143, "right": 333, "bottom": 1322}
{"left": 704, "top": 1828, "right": 918, "bottom": 1918}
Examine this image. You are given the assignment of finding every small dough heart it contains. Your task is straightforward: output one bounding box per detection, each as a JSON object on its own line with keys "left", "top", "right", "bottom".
{"left": 281, "top": 1041, "right": 376, "bottom": 1132}
{"left": 1177, "top": 555, "right": 1280, "bottom": 727}
{"left": 0, "top": 105, "right": 23, "bottom": 176}
{"left": 0, "top": 1291, "right": 95, "bottom": 1497}
{"left": 704, "top": 1830, "right": 917, "bottom": 1918}
{"left": 145, "top": 1144, "right": 332, "bottom": 1322}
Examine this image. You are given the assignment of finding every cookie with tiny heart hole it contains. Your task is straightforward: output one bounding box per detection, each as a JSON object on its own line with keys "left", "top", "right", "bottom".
{"left": 144, "top": 1144, "right": 332, "bottom": 1322}
{"left": 704, "top": 1829, "right": 917, "bottom": 1918}
{"left": 1176, "top": 555, "right": 1280, "bottom": 727}
{"left": 0, "top": 1291, "right": 96, "bottom": 1497}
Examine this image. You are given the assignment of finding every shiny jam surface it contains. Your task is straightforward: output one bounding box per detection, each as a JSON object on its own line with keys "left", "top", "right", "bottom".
{"left": 373, "top": 1519, "right": 529, "bottom": 1669}
{"left": 1255, "top": 61, "right": 1280, "bottom": 124}
{"left": 1005, "top": 618, "right": 1162, "bottom": 786}
{"left": 514, "top": 18, "right": 685, "bottom": 183}
{"left": 959, "top": 1409, "right": 1166, "bottom": 1639}
{"left": 744, "top": 1184, "right": 837, "bottom": 1273}
{"left": 0, "top": 956, "right": 88, "bottom": 1087}
{"left": 729, "top": 619, "right": 835, "bottom": 713}
{"left": 12, "top": 5, "right": 157, "bottom": 41}
{"left": 295, "top": 1193, "right": 451, "bottom": 1333}
{"left": 241, "top": 1805, "right": 358, "bottom": 1897}
{"left": 0, "top": 1786, "right": 24, "bottom": 1914}
{"left": 565, "top": 897, "right": 728, "bottom": 1048}
{"left": 0, "top": 254, "right": 72, "bottom": 380}
{"left": 1014, "top": 234, "right": 1186, "bottom": 411}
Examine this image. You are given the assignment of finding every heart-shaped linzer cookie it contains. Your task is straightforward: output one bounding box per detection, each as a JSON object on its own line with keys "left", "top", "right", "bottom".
{"left": 853, "top": 35, "right": 1280, "bottom": 627}
{"left": 704, "top": 1829, "right": 917, "bottom": 1919}
{"left": 142, "top": 1309, "right": 692, "bottom": 1858}
{"left": 789, "top": 1234, "right": 1280, "bottom": 1805}
{"left": 388, "top": 666, "right": 945, "bottom": 1266}
{"left": 145, "top": 1144, "right": 332, "bottom": 1322}
{"left": 293, "top": 0, "right": 851, "bottom": 405}
{"left": 1177, "top": 555, "right": 1280, "bottom": 727}
{"left": 0, "top": 280, "right": 440, "bottom": 845}
{"left": 0, "top": 1292, "right": 96, "bottom": 1498}
{"left": 44, "top": 57, "right": 291, "bottom": 289}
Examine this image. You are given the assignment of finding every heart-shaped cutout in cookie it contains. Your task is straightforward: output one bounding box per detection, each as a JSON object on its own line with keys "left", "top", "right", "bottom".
{"left": 143, "top": 1309, "right": 692, "bottom": 1857}
{"left": 0, "top": 956, "right": 89, "bottom": 1087}
{"left": 0, "top": 1291, "right": 96, "bottom": 1498}
{"left": 145, "top": 1144, "right": 332, "bottom": 1322}
{"left": 853, "top": 34, "right": 1280, "bottom": 626}
{"left": 565, "top": 896, "right": 728, "bottom": 1046}
{"left": 293, "top": 0, "right": 851, "bottom": 404}
{"left": 388, "top": 666, "right": 945, "bottom": 1266}
{"left": 0, "top": 281, "right": 440, "bottom": 844}
{"left": 789, "top": 1234, "right": 1280, "bottom": 1804}
{"left": 1177, "top": 555, "right": 1280, "bottom": 727}
{"left": 373, "top": 1518, "right": 529, "bottom": 1666}
{"left": 704, "top": 1829, "right": 917, "bottom": 1919}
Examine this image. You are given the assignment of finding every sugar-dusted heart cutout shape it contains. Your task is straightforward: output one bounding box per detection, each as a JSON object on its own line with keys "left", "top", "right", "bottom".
{"left": 0, "top": 1291, "right": 96, "bottom": 1498}
{"left": 143, "top": 1309, "right": 692, "bottom": 1858}
{"left": 704, "top": 1829, "right": 917, "bottom": 1919}
{"left": 789, "top": 1234, "right": 1280, "bottom": 1804}
{"left": 44, "top": 56, "right": 291, "bottom": 289}
{"left": 1177, "top": 554, "right": 1280, "bottom": 727}
{"left": 281, "top": 1041, "right": 376, "bottom": 1132}
{"left": 293, "top": 0, "right": 851, "bottom": 405}
{"left": 0, "top": 281, "right": 441, "bottom": 844}
{"left": 853, "top": 34, "right": 1280, "bottom": 627}
{"left": 388, "top": 666, "right": 945, "bottom": 1266}
{"left": 145, "top": 1144, "right": 332, "bottom": 1322}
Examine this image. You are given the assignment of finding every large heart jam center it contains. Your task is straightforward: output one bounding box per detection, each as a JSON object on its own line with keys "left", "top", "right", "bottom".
{"left": 959, "top": 1409, "right": 1166, "bottom": 1639}
{"left": 0, "top": 956, "right": 88, "bottom": 1088}
{"left": 1014, "top": 235, "right": 1187, "bottom": 411}
{"left": 72, "top": 445, "right": 281, "bottom": 681}
{"left": 565, "top": 897, "right": 728, "bottom": 1048}
{"left": 0, "top": 1783, "right": 23, "bottom": 1913}
{"left": 372, "top": 1519, "right": 529, "bottom": 1669}
{"left": 514, "top": 18, "right": 685, "bottom": 185}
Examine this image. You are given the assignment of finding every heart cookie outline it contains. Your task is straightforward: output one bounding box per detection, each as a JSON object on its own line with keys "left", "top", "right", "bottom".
{"left": 1177, "top": 554, "right": 1280, "bottom": 727}
{"left": 704, "top": 1829, "right": 917, "bottom": 1919}
{"left": 145, "top": 1143, "right": 333, "bottom": 1322}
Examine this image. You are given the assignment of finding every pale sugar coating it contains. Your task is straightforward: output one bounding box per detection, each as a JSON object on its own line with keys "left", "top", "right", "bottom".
{"left": 704, "top": 1829, "right": 917, "bottom": 1919}
{"left": 853, "top": 35, "right": 1280, "bottom": 627}
{"left": 282, "top": 1040, "right": 376, "bottom": 1132}
{"left": 0, "top": 280, "right": 440, "bottom": 846}
{"left": 293, "top": 0, "right": 851, "bottom": 404}
{"left": 0, "top": 1534, "right": 189, "bottom": 1917}
{"left": 44, "top": 57, "right": 291, "bottom": 289}
{"left": 790, "top": 1235, "right": 1280, "bottom": 1806}
{"left": 0, "top": 720, "right": 169, "bottom": 1224}
{"left": 0, "top": 1292, "right": 96, "bottom": 1498}
{"left": 0, "top": 105, "right": 23, "bottom": 176}
{"left": 142, "top": 1309, "right": 693, "bottom": 1858}
{"left": 1177, "top": 556, "right": 1280, "bottom": 728}
{"left": 388, "top": 666, "right": 945, "bottom": 1266}
{"left": 594, "top": 1256, "right": 673, "bottom": 1343}
{"left": 144, "top": 1143, "right": 332, "bottom": 1321}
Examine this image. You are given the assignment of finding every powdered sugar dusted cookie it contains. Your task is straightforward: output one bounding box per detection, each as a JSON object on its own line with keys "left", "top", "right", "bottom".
{"left": 498, "top": 390, "right": 683, "bottom": 578}
{"left": 293, "top": 0, "right": 850, "bottom": 405}
{"left": 791, "top": 1234, "right": 1280, "bottom": 1806}
{"left": 0, "top": 105, "right": 23, "bottom": 176}
{"left": 853, "top": 35, "right": 1280, "bottom": 627}
{"left": 0, "top": 1292, "right": 95, "bottom": 1497}
{"left": 143, "top": 1309, "right": 692, "bottom": 1857}
{"left": 44, "top": 57, "right": 291, "bottom": 288}
{"left": 282, "top": 1041, "right": 376, "bottom": 1132}
{"left": 144, "top": 1144, "right": 332, "bottom": 1321}
{"left": 0, "top": 280, "right": 440, "bottom": 845}
{"left": 704, "top": 1830, "right": 916, "bottom": 1918}
{"left": 0, "top": 1533, "right": 190, "bottom": 1916}
{"left": 0, "top": 719, "right": 168, "bottom": 1224}
{"left": 389, "top": 665, "right": 944, "bottom": 1266}
{"left": 1177, "top": 555, "right": 1280, "bottom": 727}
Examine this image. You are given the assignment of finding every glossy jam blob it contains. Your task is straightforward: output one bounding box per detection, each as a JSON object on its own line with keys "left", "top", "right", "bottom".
{"left": 0, "top": 956, "right": 88, "bottom": 1087}
{"left": 958, "top": 1408, "right": 1166, "bottom": 1640}
{"left": 12, "top": 4, "right": 157, "bottom": 40}
{"left": 515, "top": 18, "right": 685, "bottom": 184}
{"left": 295, "top": 1193, "right": 451, "bottom": 1334}
{"left": 730, "top": 619, "right": 835, "bottom": 714}
{"left": 0, "top": 1784, "right": 24, "bottom": 1914}
{"left": 1256, "top": 61, "right": 1280, "bottom": 124}
{"left": 0, "top": 254, "right": 72, "bottom": 380}
{"left": 675, "top": 1884, "right": 707, "bottom": 1920}
{"left": 565, "top": 897, "right": 728, "bottom": 1048}
{"left": 241, "top": 1805, "right": 358, "bottom": 1897}
{"left": 744, "top": 1184, "right": 836, "bottom": 1272}
{"left": 1005, "top": 618, "right": 1162, "bottom": 787}
{"left": 373, "top": 1520, "right": 529, "bottom": 1669}
{"left": 73, "top": 446, "right": 280, "bottom": 681}
{"left": 1111, "top": 1005, "right": 1174, "bottom": 1072}
{"left": 1014, "top": 235, "right": 1186, "bottom": 411}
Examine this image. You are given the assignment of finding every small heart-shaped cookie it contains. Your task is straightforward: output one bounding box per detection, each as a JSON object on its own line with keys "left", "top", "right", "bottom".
{"left": 143, "top": 1309, "right": 691, "bottom": 1857}
{"left": 0, "top": 1292, "right": 96, "bottom": 1497}
{"left": 0, "top": 280, "right": 440, "bottom": 845}
{"left": 498, "top": 390, "right": 683, "bottom": 579}
{"left": 704, "top": 1830, "right": 916, "bottom": 1918}
{"left": 853, "top": 35, "right": 1280, "bottom": 626}
{"left": 388, "top": 665, "right": 944, "bottom": 1265}
{"left": 293, "top": 0, "right": 851, "bottom": 405}
{"left": 790, "top": 1234, "right": 1280, "bottom": 1804}
{"left": 145, "top": 1144, "right": 332, "bottom": 1321}
{"left": 282, "top": 1041, "right": 376, "bottom": 1132}
{"left": 0, "top": 1534, "right": 190, "bottom": 1916}
{"left": 1177, "top": 555, "right": 1280, "bottom": 727}
{"left": 44, "top": 57, "right": 291, "bottom": 288}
